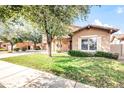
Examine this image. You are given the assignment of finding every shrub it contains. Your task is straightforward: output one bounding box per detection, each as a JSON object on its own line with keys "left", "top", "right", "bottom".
{"left": 68, "top": 50, "right": 94, "bottom": 57}
{"left": 56, "top": 50, "right": 62, "bottom": 53}
{"left": 68, "top": 50, "right": 119, "bottom": 60}
{"left": 95, "top": 51, "right": 119, "bottom": 60}
{"left": 21, "top": 47, "right": 27, "bottom": 51}
{"left": 95, "top": 51, "right": 112, "bottom": 58}
{"left": 7, "top": 51, "right": 13, "bottom": 53}
{"left": 14, "top": 48, "right": 20, "bottom": 52}
{"left": 111, "top": 53, "right": 119, "bottom": 60}
{"left": 35, "top": 46, "right": 41, "bottom": 50}
{"left": 0, "top": 48, "right": 7, "bottom": 51}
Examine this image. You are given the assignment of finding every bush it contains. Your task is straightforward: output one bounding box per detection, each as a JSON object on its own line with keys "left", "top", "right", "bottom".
{"left": 56, "top": 50, "right": 62, "bottom": 53}
{"left": 21, "top": 47, "right": 27, "bottom": 51}
{"left": 95, "top": 51, "right": 119, "bottom": 60}
{"left": 68, "top": 50, "right": 119, "bottom": 60}
{"left": 7, "top": 51, "right": 13, "bottom": 53}
{"left": 95, "top": 51, "right": 112, "bottom": 58}
{"left": 0, "top": 48, "right": 7, "bottom": 51}
{"left": 14, "top": 48, "right": 20, "bottom": 52}
{"left": 112, "top": 53, "right": 119, "bottom": 60}
{"left": 68, "top": 50, "right": 94, "bottom": 57}
{"left": 35, "top": 46, "right": 41, "bottom": 50}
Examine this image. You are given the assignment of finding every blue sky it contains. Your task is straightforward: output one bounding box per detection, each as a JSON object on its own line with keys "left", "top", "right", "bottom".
{"left": 74, "top": 5, "right": 124, "bottom": 34}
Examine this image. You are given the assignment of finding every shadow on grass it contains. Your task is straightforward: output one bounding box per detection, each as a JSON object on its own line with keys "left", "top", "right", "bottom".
{"left": 51, "top": 63, "right": 124, "bottom": 88}
{"left": 52, "top": 56, "right": 97, "bottom": 63}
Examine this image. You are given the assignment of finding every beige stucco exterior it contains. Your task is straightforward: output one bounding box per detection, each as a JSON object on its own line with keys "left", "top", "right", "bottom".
{"left": 0, "top": 41, "right": 10, "bottom": 50}
{"left": 52, "top": 38, "right": 70, "bottom": 52}
{"left": 110, "top": 44, "right": 123, "bottom": 56}
{"left": 72, "top": 28, "right": 111, "bottom": 52}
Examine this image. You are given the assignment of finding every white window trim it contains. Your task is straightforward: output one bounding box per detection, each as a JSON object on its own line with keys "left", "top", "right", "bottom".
{"left": 78, "top": 35, "right": 98, "bottom": 52}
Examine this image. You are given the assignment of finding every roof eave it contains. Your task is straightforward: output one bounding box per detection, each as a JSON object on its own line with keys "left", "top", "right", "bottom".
{"left": 111, "top": 29, "right": 119, "bottom": 34}
{"left": 73, "top": 25, "right": 119, "bottom": 34}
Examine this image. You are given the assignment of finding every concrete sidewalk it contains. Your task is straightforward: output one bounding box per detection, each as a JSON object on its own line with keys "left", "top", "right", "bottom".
{"left": 0, "top": 60, "right": 94, "bottom": 88}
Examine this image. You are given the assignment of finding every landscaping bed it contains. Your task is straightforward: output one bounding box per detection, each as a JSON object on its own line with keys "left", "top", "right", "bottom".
{"left": 1, "top": 53, "right": 124, "bottom": 88}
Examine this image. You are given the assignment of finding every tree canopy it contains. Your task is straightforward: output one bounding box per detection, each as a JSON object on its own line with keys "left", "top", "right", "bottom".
{"left": 0, "top": 5, "right": 92, "bottom": 56}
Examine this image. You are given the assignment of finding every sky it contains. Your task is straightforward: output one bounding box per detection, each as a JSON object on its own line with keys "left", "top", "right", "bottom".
{"left": 74, "top": 5, "right": 124, "bottom": 34}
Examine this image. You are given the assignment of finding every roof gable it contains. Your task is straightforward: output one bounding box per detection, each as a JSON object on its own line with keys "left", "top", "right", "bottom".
{"left": 71, "top": 24, "right": 119, "bottom": 34}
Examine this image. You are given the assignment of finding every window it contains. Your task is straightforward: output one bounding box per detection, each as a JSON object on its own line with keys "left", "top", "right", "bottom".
{"left": 81, "top": 39, "right": 88, "bottom": 50}
{"left": 81, "top": 37, "right": 97, "bottom": 51}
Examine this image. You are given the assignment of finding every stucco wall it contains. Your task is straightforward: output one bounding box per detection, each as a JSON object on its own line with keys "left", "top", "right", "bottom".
{"left": 61, "top": 38, "right": 70, "bottom": 51}
{"left": 110, "top": 44, "right": 124, "bottom": 56}
{"left": 16, "top": 42, "right": 32, "bottom": 48}
{"left": 0, "top": 42, "right": 9, "bottom": 50}
{"left": 72, "top": 28, "right": 111, "bottom": 52}
{"left": 52, "top": 38, "right": 70, "bottom": 52}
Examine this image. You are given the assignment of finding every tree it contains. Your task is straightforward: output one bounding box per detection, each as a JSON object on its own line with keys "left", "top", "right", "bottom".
{"left": 22, "top": 5, "right": 91, "bottom": 57}
{"left": 0, "top": 21, "right": 24, "bottom": 51}
{"left": 0, "top": 6, "right": 24, "bottom": 51}
{"left": 26, "top": 30, "right": 42, "bottom": 49}
{"left": 0, "top": 29, "right": 22, "bottom": 51}
{"left": 0, "top": 5, "right": 92, "bottom": 56}
{"left": 10, "top": 17, "right": 43, "bottom": 50}
{"left": 0, "top": 5, "right": 23, "bottom": 22}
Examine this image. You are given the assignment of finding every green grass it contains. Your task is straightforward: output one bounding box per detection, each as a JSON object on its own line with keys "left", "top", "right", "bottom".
{"left": 1, "top": 53, "right": 124, "bottom": 88}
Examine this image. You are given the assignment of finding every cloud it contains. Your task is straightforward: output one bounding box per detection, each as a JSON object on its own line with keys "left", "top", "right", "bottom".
{"left": 117, "top": 7, "right": 124, "bottom": 14}
{"left": 93, "top": 19, "right": 113, "bottom": 27}
{"left": 93, "top": 19, "right": 102, "bottom": 26}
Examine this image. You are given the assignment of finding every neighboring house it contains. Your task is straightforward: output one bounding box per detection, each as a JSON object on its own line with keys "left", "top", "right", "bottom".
{"left": 15, "top": 33, "right": 48, "bottom": 50}
{"left": 0, "top": 40, "right": 9, "bottom": 50}
{"left": 111, "top": 34, "right": 124, "bottom": 56}
{"left": 15, "top": 42, "right": 33, "bottom": 50}
{"left": 111, "top": 34, "right": 124, "bottom": 44}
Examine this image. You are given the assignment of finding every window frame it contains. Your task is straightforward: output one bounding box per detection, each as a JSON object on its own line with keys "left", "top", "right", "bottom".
{"left": 79, "top": 36, "right": 97, "bottom": 52}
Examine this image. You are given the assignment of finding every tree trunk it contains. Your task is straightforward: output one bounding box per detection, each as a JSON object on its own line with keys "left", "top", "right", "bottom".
{"left": 34, "top": 42, "right": 37, "bottom": 50}
{"left": 47, "top": 41, "right": 52, "bottom": 57}
{"left": 43, "top": 12, "right": 53, "bottom": 57}
{"left": 46, "top": 33, "right": 53, "bottom": 57}
{"left": 10, "top": 42, "right": 13, "bottom": 51}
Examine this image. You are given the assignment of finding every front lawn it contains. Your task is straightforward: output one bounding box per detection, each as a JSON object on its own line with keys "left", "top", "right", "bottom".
{"left": 1, "top": 53, "right": 124, "bottom": 88}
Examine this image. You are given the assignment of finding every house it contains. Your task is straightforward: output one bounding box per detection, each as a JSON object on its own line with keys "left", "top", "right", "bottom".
{"left": 110, "top": 34, "right": 124, "bottom": 56}
{"left": 0, "top": 25, "right": 119, "bottom": 54}
{"left": 0, "top": 40, "right": 9, "bottom": 50}
{"left": 15, "top": 41, "right": 47, "bottom": 50}
{"left": 52, "top": 25, "right": 119, "bottom": 52}
{"left": 15, "top": 41, "right": 33, "bottom": 50}
{"left": 111, "top": 34, "right": 124, "bottom": 43}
